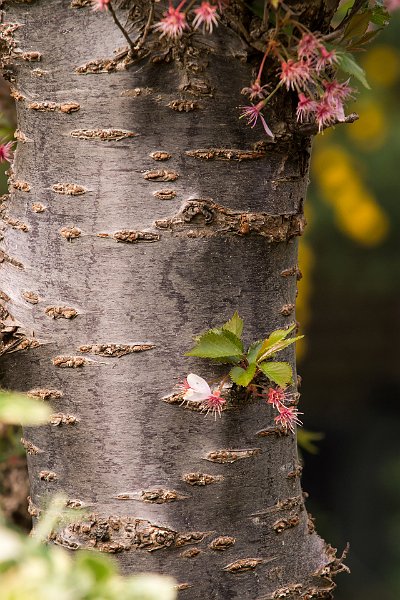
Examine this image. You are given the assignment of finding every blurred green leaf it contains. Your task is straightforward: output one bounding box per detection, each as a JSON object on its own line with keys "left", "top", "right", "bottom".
{"left": 0, "top": 391, "right": 51, "bottom": 425}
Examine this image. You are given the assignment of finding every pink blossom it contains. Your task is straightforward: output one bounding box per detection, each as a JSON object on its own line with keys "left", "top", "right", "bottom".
{"left": 280, "top": 59, "right": 311, "bottom": 91}
{"left": 241, "top": 80, "right": 269, "bottom": 101}
{"left": 323, "top": 79, "right": 353, "bottom": 104}
{"left": 275, "top": 405, "right": 303, "bottom": 434}
{"left": 153, "top": 4, "right": 188, "bottom": 39}
{"left": 315, "top": 100, "right": 338, "bottom": 132}
{"left": 193, "top": 1, "right": 219, "bottom": 34}
{"left": 297, "top": 33, "right": 320, "bottom": 61}
{"left": 240, "top": 102, "right": 274, "bottom": 138}
{"left": 266, "top": 387, "right": 286, "bottom": 410}
{"left": 0, "top": 141, "right": 13, "bottom": 163}
{"left": 92, "top": 0, "right": 110, "bottom": 11}
{"left": 316, "top": 46, "right": 338, "bottom": 73}
{"left": 181, "top": 373, "right": 225, "bottom": 418}
{"left": 385, "top": 0, "right": 400, "bottom": 11}
{"left": 296, "top": 93, "right": 317, "bottom": 123}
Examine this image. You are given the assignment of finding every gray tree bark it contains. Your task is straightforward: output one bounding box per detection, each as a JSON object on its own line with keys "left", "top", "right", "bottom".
{"left": 0, "top": 1, "right": 347, "bottom": 597}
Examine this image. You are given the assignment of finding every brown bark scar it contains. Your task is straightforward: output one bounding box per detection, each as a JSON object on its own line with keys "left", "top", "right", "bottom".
{"left": 121, "top": 87, "right": 152, "bottom": 97}
{"left": 45, "top": 306, "right": 78, "bottom": 319}
{"left": 287, "top": 464, "right": 303, "bottom": 478}
{"left": 0, "top": 250, "right": 24, "bottom": 269}
{"left": 28, "top": 101, "right": 80, "bottom": 113}
{"left": 15, "top": 129, "right": 32, "bottom": 143}
{"left": 28, "top": 388, "right": 63, "bottom": 400}
{"left": 12, "top": 180, "right": 30, "bottom": 192}
{"left": 31, "top": 203, "right": 46, "bottom": 213}
{"left": 153, "top": 189, "right": 177, "bottom": 200}
{"left": 186, "top": 148, "right": 266, "bottom": 161}
{"left": 27, "top": 496, "right": 41, "bottom": 517}
{"left": 70, "top": 0, "right": 91, "bottom": 7}
{"left": 180, "top": 547, "right": 201, "bottom": 558}
{"left": 2, "top": 216, "right": 29, "bottom": 231}
{"left": 52, "top": 356, "right": 88, "bottom": 368}
{"left": 76, "top": 48, "right": 135, "bottom": 74}
{"left": 21, "top": 438, "right": 43, "bottom": 455}
{"left": 21, "top": 51, "right": 42, "bottom": 61}
{"left": 140, "top": 489, "right": 189, "bottom": 503}
{"left": 22, "top": 291, "right": 39, "bottom": 304}
{"left": 31, "top": 68, "right": 48, "bottom": 77}
{"left": 10, "top": 86, "right": 25, "bottom": 101}
{"left": 39, "top": 470, "right": 58, "bottom": 481}
{"left": 155, "top": 199, "right": 306, "bottom": 241}
{"left": 280, "top": 266, "right": 302, "bottom": 280}
{"left": 256, "top": 427, "right": 288, "bottom": 438}
{"left": 149, "top": 151, "right": 172, "bottom": 161}
{"left": 66, "top": 499, "right": 87, "bottom": 508}
{"left": 97, "top": 231, "right": 160, "bottom": 244}
{"left": 273, "top": 514, "right": 301, "bottom": 533}
{"left": 204, "top": 448, "right": 261, "bottom": 464}
{"left": 280, "top": 303, "right": 295, "bottom": 316}
{"left": 174, "top": 583, "right": 193, "bottom": 591}
{"left": 78, "top": 343, "right": 155, "bottom": 357}
{"left": 182, "top": 472, "right": 223, "bottom": 486}
{"left": 52, "top": 183, "right": 86, "bottom": 195}
{"left": 250, "top": 496, "right": 303, "bottom": 518}
{"left": 70, "top": 128, "right": 137, "bottom": 141}
{"left": 143, "top": 169, "right": 179, "bottom": 182}
{"left": 49, "top": 413, "right": 79, "bottom": 426}
{"left": 168, "top": 100, "right": 200, "bottom": 112}
{"left": 60, "top": 226, "right": 81, "bottom": 241}
{"left": 209, "top": 536, "right": 236, "bottom": 551}
{"left": 223, "top": 558, "right": 264, "bottom": 573}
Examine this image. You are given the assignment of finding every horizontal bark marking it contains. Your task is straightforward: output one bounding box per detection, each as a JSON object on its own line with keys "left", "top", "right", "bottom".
{"left": 27, "top": 496, "right": 41, "bottom": 517}
{"left": 20, "top": 437, "right": 43, "bottom": 455}
{"left": 153, "top": 189, "right": 177, "bottom": 200}
{"left": 97, "top": 230, "right": 160, "bottom": 243}
{"left": 273, "top": 514, "right": 300, "bottom": 534}
{"left": 70, "top": 128, "right": 137, "bottom": 141}
{"left": 39, "top": 470, "right": 58, "bottom": 481}
{"left": 168, "top": 100, "right": 200, "bottom": 112}
{"left": 52, "top": 356, "right": 90, "bottom": 368}
{"left": 287, "top": 465, "right": 303, "bottom": 478}
{"left": 180, "top": 547, "right": 201, "bottom": 558}
{"left": 250, "top": 496, "right": 304, "bottom": 520}
{"left": 204, "top": 449, "right": 261, "bottom": 464}
{"left": 22, "top": 291, "right": 39, "bottom": 304}
{"left": 28, "top": 101, "right": 80, "bottom": 113}
{"left": 49, "top": 413, "right": 79, "bottom": 426}
{"left": 209, "top": 536, "right": 236, "bottom": 551}
{"left": 52, "top": 183, "right": 87, "bottom": 195}
{"left": 20, "top": 51, "right": 41, "bottom": 62}
{"left": 51, "top": 515, "right": 212, "bottom": 554}
{"left": 14, "top": 129, "right": 31, "bottom": 143}
{"left": 78, "top": 343, "right": 155, "bottom": 357}
{"left": 75, "top": 48, "right": 136, "bottom": 74}
{"left": 31, "top": 202, "right": 46, "bottom": 213}
{"left": 280, "top": 265, "right": 302, "bottom": 280}
{"left": 140, "top": 489, "right": 189, "bottom": 504}
{"left": 12, "top": 180, "right": 30, "bottom": 192}
{"left": 256, "top": 427, "right": 288, "bottom": 438}
{"left": 60, "top": 226, "right": 81, "bottom": 241}
{"left": 32, "top": 68, "right": 48, "bottom": 77}
{"left": 143, "top": 169, "right": 179, "bottom": 182}
{"left": 155, "top": 199, "right": 306, "bottom": 241}
{"left": 66, "top": 499, "right": 87, "bottom": 508}
{"left": 174, "top": 583, "right": 193, "bottom": 591}
{"left": 0, "top": 250, "right": 24, "bottom": 269}
{"left": 10, "top": 86, "right": 25, "bottom": 101}
{"left": 70, "top": 0, "right": 91, "bottom": 8}
{"left": 223, "top": 558, "right": 265, "bottom": 573}
{"left": 280, "top": 303, "right": 295, "bottom": 316}
{"left": 149, "top": 151, "right": 172, "bottom": 161}
{"left": 185, "top": 148, "right": 266, "bottom": 161}
{"left": 121, "top": 87, "right": 152, "bottom": 98}
{"left": 2, "top": 215, "right": 28, "bottom": 231}
{"left": 28, "top": 388, "right": 63, "bottom": 400}
{"left": 0, "top": 291, "right": 10, "bottom": 302}
{"left": 182, "top": 472, "right": 224, "bottom": 486}
{"left": 45, "top": 306, "right": 78, "bottom": 319}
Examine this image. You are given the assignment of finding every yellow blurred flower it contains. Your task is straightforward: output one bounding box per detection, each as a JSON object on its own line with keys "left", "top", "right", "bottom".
{"left": 346, "top": 99, "right": 387, "bottom": 150}
{"left": 362, "top": 44, "right": 400, "bottom": 87}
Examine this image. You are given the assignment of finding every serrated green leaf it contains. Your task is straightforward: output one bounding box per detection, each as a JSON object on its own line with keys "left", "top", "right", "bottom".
{"left": 342, "top": 10, "right": 372, "bottom": 41}
{"left": 186, "top": 329, "right": 244, "bottom": 359}
{"left": 230, "top": 363, "right": 257, "bottom": 387}
{"left": 247, "top": 340, "right": 263, "bottom": 365}
{"left": 255, "top": 324, "right": 296, "bottom": 361}
{"left": 0, "top": 391, "right": 51, "bottom": 425}
{"left": 257, "top": 334, "right": 303, "bottom": 363}
{"left": 222, "top": 311, "right": 244, "bottom": 338}
{"left": 370, "top": 5, "right": 390, "bottom": 26}
{"left": 338, "top": 51, "right": 370, "bottom": 88}
{"left": 258, "top": 361, "right": 293, "bottom": 388}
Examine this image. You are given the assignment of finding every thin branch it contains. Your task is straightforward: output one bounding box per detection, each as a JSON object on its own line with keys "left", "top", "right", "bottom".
{"left": 135, "top": 0, "right": 154, "bottom": 51}
{"left": 109, "top": 1, "right": 135, "bottom": 51}
{"left": 297, "top": 112, "right": 359, "bottom": 136}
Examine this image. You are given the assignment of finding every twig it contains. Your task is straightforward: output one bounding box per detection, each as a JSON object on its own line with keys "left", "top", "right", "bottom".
{"left": 109, "top": 1, "right": 134, "bottom": 51}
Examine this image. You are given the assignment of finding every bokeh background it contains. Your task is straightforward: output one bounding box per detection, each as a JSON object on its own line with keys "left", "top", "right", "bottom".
{"left": 0, "top": 11, "right": 399, "bottom": 600}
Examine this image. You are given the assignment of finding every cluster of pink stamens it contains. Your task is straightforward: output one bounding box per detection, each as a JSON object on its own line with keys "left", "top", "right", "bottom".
{"left": 0, "top": 141, "right": 13, "bottom": 164}
{"left": 179, "top": 374, "right": 226, "bottom": 419}
{"left": 266, "top": 387, "right": 303, "bottom": 434}
{"left": 154, "top": 1, "right": 225, "bottom": 40}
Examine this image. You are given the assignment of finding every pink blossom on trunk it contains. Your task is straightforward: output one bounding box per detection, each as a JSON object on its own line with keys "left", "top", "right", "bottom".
{"left": 153, "top": 4, "right": 188, "bottom": 39}
{"left": 92, "top": 0, "right": 110, "bottom": 11}
{"left": 316, "top": 46, "right": 339, "bottom": 72}
{"left": 241, "top": 80, "right": 269, "bottom": 101}
{"left": 296, "top": 93, "right": 317, "bottom": 123}
{"left": 0, "top": 141, "right": 13, "bottom": 163}
{"left": 275, "top": 406, "right": 303, "bottom": 434}
{"left": 280, "top": 59, "right": 311, "bottom": 91}
{"left": 240, "top": 102, "right": 274, "bottom": 138}
{"left": 193, "top": 1, "right": 219, "bottom": 34}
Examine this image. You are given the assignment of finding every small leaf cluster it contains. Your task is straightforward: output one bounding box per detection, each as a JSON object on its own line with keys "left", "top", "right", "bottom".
{"left": 186, "top": 312, "right": 302, "bottom": 390}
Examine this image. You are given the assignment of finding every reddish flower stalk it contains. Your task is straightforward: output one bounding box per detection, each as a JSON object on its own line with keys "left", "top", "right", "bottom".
{"left": 240, "top": 101, "right": 274, "bottom": 137}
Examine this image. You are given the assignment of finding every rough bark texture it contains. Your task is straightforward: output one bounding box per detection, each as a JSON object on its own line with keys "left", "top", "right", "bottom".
{"left": 0, "top": 1, "right": 346, "bottom": 597}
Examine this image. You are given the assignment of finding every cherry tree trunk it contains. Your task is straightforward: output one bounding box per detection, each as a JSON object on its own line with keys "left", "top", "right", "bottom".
{"left": 0, "top": 1, "right": 345, "bottom": 597}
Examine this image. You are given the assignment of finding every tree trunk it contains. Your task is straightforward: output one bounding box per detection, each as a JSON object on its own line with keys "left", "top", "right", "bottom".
{"left": 0, "top": 1, "right": 346, "bottom": 597}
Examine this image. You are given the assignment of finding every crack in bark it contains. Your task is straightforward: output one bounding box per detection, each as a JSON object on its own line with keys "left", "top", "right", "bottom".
{"left": 185, "top": 147, "right": 267, "bottom": 161}
{"left": 155, "top": 199, "right": 306, "bottom": 241}
{"left": 28, "top": 101, "right": 80, "bottom": 113}
{"left": 70, "top": 128, "right": 137, "bottom": 141}
{"left": 97, "top": 230, "right": 160, "bottom": 243}
{"left": 182, "top": 472, "right": 224, "bottom": 486}
{"left": 205, "top": 448, "right": 261, "bottom": 464}
{"left": 78, "top": 343, "right": 155, "bottom": 357}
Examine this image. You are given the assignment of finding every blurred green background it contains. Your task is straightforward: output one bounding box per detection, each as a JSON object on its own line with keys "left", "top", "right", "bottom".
{"left": 1, "top": 11, "right": 400, "bottom": 600}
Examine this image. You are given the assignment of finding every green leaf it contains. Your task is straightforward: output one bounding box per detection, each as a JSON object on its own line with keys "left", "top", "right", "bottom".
{"left": 258, "top": 361, "right": 293, "bottom": 388}
{"left": 342, "top": 10, "right": 372, "bottom": 41}
{"left": 222, "top": 311, "right": 244, "bottom": 339}
{"left": 255, "top": 324, "right": 296, "bottom": 361}
{"left": 370, "top": 5, "right": 390, "bottom": 26}
{"left": 230, "top": 363, "right": 257, "bottom": 387}
{"left": 257, "top": 335, "right": 303, "bottom": 363}
{"left": 186, "top": 329, "right": 244, "bottom": 359}
{"left": 0, "top": 391, "right": 51, "bottom": 425}
{"left": 246, "top": 340, "right": 263, "bottom": 365}
{"left": 337, "top": 51, "right": 370, "bottom": 88}
{"left": 297, "top": 429, "right": 325, "bottom": 455}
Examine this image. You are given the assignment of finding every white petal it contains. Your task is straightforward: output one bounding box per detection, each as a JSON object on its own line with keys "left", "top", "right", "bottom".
{"left": 186, "top": 373, "right": 211, "bottom": 395}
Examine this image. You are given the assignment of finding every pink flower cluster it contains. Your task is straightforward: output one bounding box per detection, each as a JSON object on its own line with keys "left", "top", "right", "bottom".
{"left": 154, "top": 1, "right": 225, "bottom": 39}
{"left": 0, "top": 142, "right": 13, "bottom": 163}
{"left": 385, "top": 0, "right": 400, "bottom": 12}
{"left": 180, "top": 373, "right": 226, "bottom": 418}
{"left": 282, "top": 33, "right": 353, "bottom": 132}
{"left": 92, "top": 0, "right": 110, "bottom": 11}
{"left": 266, "top": 387, "right": 303, "bottom": 434}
